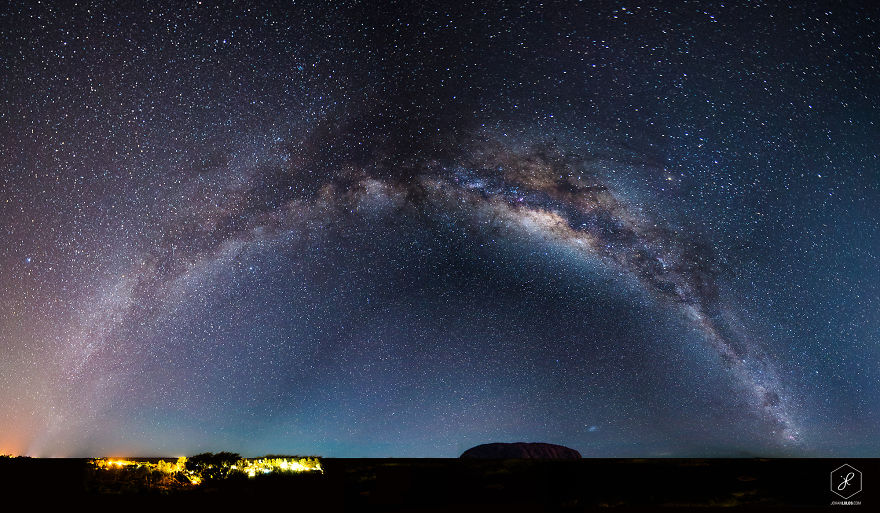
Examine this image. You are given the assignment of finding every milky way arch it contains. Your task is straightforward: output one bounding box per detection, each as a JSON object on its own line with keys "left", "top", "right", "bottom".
{"left": 29, "top": 125, "right": 803, "bottom": 456}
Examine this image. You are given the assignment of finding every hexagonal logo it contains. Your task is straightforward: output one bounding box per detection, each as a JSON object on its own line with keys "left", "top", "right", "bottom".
{"left": 830, "top": 464, "right": 862, "bottom": 499}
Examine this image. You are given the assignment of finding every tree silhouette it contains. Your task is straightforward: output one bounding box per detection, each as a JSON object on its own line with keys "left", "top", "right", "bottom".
{"left": 185, "top": 452, "right": 244, "bottom": 482}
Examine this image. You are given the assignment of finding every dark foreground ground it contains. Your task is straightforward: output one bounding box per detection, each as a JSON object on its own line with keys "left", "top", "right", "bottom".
{"left": 0, "top": 457, "right": 875, "bottom": 511}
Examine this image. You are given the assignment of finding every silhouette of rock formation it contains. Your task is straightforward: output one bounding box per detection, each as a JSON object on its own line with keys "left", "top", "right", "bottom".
{"left": 460, "top": 442, "right": 581, "bottom": 459}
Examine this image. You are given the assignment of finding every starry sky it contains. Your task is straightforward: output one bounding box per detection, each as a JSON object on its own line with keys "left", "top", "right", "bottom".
{"left": 1, "top": 1, "right": 877, "bottom": 458}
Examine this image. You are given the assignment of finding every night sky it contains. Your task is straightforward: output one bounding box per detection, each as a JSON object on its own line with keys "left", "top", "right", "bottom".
{"left": 1, "top": 1, "right": 877, "bottom": 458}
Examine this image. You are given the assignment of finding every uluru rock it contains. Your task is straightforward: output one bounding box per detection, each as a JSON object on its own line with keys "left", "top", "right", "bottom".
{"left": 460, "top": 442, "right": 581, "bottom": 459}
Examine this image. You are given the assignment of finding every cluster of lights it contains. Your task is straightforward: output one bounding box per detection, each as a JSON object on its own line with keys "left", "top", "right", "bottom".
{"left": 92, "top": 456, "right": 322, "bottom": 483}
{"left": 235, "top": 457, "right": 323, "bottom": 477}
{"left": 93, "top": 457, "right": 201, "bottom": 484}
{"left": 94, "top": 458, "right": 138, "bottom": 469}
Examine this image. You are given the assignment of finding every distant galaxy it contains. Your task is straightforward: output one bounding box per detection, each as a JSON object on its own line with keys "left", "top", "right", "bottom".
{"left": 1, "top": 2, "right": 877, "bottom": 457}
